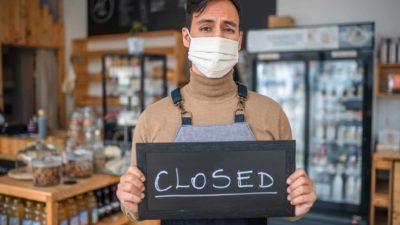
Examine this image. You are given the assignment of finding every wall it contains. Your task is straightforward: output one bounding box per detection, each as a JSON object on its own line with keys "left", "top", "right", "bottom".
{"left": 278, "top": 0, "right": 400, "bottom": 142}
{"left": 63, "top": 0, "right": 88, "bottom": 119}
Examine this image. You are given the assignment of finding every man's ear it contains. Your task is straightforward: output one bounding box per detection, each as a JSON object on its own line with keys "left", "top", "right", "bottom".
{"left": 182, "top": 27, "right": 191, "bottom": 48}
{"left": 238, "top": 31, "right": 244, "bottom": 51}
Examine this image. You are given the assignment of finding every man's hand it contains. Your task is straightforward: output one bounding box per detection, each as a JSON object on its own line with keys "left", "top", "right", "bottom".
{"left": 287, "top": 169, "right": 316, "bottom": 217}
{"left": 117, "top": 166, "right": 146, "bottom": 214}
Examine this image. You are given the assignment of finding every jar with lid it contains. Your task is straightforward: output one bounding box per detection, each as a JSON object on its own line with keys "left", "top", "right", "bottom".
{"left": 32, "top": 156, "right": 62, "bottom": 187}
{"left": 64, "top": 149, "right": 93, "bottom": 179}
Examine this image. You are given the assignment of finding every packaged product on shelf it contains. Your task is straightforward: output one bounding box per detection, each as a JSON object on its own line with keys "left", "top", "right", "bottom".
{"left": 66, "top": 199, "right": 79, "bottom": 225}
{"left": 34, "top": 203, "right": 45, "bottom": 225}
{"left": 32, "top": 156, "right": 62, "bottom": 187}
{"left": 76, "top": 195, "right": 88, "bottom": 225}
{"left": 3, "top": 197, "right": 11, "bottom": 225}
{"left": 102, "top": 187, "right": 112, "bottom": 217}
{"left": 86, "top": 192, "right": 99, "bottom": 225}
{"left": 23, "top": 201, "right": 34, "bottom": 225}
{"left": 8, "top": 199, "right": 24, "bottom": 225}
{"left": 110, "top": 185, "right": 120, "bottom": 213}
{"left": 95, "top": 190, "right": 105, "bottom": 219}
{"left": 0, "top": 195, "right": 7, "bottom": 225}
{"left": 57, "top": 202, "right": 68, "bottom": 225}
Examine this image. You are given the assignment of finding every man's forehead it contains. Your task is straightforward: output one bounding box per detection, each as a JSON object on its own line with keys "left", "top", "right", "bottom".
{"left": 193, "top": 1, "right": 239, "bottom": 21}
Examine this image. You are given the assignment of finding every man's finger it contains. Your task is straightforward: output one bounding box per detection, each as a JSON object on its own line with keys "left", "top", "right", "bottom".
{"left": 290, "top": 194, "right": 313, "bottom": 206}
{"left": 120, "top": 174, "right": 145, "bottom": 190}
{"left": 288, "top": 185, "right": 312, "bottom": 200}
{"left": 128, "top": 166, "right": 146, "bottom": 182}
{"left": 119, "top": 191, "right": 143, "bottom": 204}
{"left": 288, "top": 176, "right": 310, "bottom": 193}
{"left": 287, "top": 169, "right": 306, "bottom": 184}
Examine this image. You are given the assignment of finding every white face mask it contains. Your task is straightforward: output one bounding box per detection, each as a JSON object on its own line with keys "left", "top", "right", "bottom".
{"left": 186, "top": 29, "right": 239, "bottom": 79}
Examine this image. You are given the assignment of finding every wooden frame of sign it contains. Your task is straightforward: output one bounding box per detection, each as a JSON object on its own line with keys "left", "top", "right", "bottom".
{"left": 136, "top": 140, "right": 296, "bottom": 220}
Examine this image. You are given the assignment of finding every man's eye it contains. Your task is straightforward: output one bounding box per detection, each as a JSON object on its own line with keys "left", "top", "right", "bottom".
{"left": 224, "top": 28, "right": 235, "bottom": 33}
{"left": 200, "top": 27, "right": 212, "bottom": 32}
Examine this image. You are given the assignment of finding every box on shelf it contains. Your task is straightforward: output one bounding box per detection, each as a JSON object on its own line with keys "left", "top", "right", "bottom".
{"left": 268, "top": 16, "right": 295, "bottom": 28}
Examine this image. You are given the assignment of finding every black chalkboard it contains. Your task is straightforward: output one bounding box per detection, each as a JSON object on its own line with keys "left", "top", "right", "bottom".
{"left": 136, "top": 140, "right": 295, "bottom": 220}
{"left": 88, "top": 0, "right": 276, "bottom": 37}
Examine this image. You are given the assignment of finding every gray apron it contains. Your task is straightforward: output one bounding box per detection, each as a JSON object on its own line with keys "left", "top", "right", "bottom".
{"left": 161, "top": 84, "right": 267, "bottom": 225}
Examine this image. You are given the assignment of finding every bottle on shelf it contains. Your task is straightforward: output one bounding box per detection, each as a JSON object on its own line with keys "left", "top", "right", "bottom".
{"left": 110, "top": 185, "right": 120, "bottom": 214}
{"left": 86, "top": 192, "right": 99, "bottom": 225}
{"left": 3, "top": 197, "right": 11, "bottom": 225}
{"left": 332, "top": 165, "right": 344, "bottom": 202}
{"left": 57, "top": 202, "right": 68, "bottom": 225}
{"left": 102, "top": 187, "right": 112, "bottom": 217}
{"left": 33, "top": 203, "right": 44, "bottom": 225}
{"left": 66, "top": 199, "right": 79, "bottom": 225}
{"left": 95, "top": 190, "right": 105, "bottom": 219}
{"left": 9, "top": 198, "right": 24, "bottom": 225}
{"left": 0, "top": 195, "right": 7, "bottom": 225}
{"left": 23, "top": 201, "right": 34, "bottom": 225}
{"left": 76, "top": 195, "right": 89, "bottom": 225}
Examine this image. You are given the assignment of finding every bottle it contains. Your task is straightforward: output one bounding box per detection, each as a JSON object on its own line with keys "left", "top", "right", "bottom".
{"left": 110, "top": 185, "right": 120, "bottom": 214}
{"left": 390, "top": 38, "right": 398, "bottom": 64}
{"left": 95, "top": 190, "right": 105, "bottom": 219}
{"left": 332, "top": 167, "right": 344, "bottom": 202}
{"left": 76, "top": 195, "right": 88, "bottom": 225}
{"left": 102, "top": 187, "right": 112, "bottom": 217}
{"left": 86, "top": 192, "right": 99, "bottom": 225}
{"left": 32, "top": 203, "right": 42, "bottom": 225}
{"left": 3, "top": 197, "right": 11, "bottom": 225}
{"left": 0, "top": 195, "right": 7, "bottom": 225}
{"left": 9, "top": 198, "right": 24, "bottom": 225}
{"left": 57, "top": 202, "right": 67, "bottom": 225}
{"left": 23, "top": 201, "right": 34, "bottom": 225}
{"left": 38, "top": 109, "right": 47, "bottom": 140}
{"left": 66, "top": 199, "right": 79, "bottom": 225}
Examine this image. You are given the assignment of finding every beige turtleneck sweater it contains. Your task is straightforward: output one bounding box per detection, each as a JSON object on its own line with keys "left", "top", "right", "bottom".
{"left": 130, "top": 70, "right": 292, "bottom": 164}
{"left": 123, "top": 70, "right": 293, "bottom": 221}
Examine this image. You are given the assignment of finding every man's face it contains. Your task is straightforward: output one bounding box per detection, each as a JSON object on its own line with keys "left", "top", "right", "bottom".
{"left": 182, "top": 0, "right": 243, "bottom": 50}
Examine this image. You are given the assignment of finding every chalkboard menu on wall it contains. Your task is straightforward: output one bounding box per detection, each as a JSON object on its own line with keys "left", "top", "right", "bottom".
{"left": 88, "top": 0, "right": 276, "bottom": 36}
{"left": 88, "top": 0, "right": 186, "bottom": 36}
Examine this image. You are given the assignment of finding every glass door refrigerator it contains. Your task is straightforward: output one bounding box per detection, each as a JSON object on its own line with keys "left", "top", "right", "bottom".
{"left": 248, "top": 23, "right": 374, "bottom": 224}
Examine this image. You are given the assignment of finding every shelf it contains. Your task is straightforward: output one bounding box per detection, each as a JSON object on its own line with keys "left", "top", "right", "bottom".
{"left": 372, "top": 193, "right": 389, "bottom": 208}
{"left": 377, "top": 93, "right": 400, "bottom": 98}
{"left": 0, "top": 174, "right": 120, "bottom": 202}
{"left": 96, "top": 212, "right": 129, "bottom": 225}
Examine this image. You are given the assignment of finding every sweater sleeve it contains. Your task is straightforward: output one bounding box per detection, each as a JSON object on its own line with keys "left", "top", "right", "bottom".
{"left": 122, "top": 112, "right": 149, "bottom": 221}
{"left": 130, "top": 111, "right": 149, "bottom": 166}
{"left": 278, "top": 107, "right": 293, "bottom": 140}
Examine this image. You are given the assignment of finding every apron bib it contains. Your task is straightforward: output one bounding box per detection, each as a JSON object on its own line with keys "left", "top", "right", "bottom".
{"left": 161, "top": 84, "right": 267, "bottom": 225}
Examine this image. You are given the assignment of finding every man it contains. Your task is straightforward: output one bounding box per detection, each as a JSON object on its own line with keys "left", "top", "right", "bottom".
{"left": 117, "top": 0, "right": 317, "bottom": 224}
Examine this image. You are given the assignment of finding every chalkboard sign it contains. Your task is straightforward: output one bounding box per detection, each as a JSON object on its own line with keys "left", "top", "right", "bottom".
{"left": 88, "top": 0, "right": 276, "bottom": 37}
{"left": 136, "top": 140, "right": 295, "bottom": 220}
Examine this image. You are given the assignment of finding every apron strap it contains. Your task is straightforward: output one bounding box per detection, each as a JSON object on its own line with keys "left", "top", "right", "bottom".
{"left": 171, "top": 83, "right": 248, "bottom": 125}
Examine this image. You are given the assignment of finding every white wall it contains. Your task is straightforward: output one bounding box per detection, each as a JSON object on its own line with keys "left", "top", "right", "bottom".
{"left": 278, "top": 0, "right": 400, "bottom": 141}
{"left": 63, "top": 0, "right": 88, "bottom": 120}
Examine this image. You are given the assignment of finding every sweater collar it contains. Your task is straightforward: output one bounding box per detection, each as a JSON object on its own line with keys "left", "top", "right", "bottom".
{"left": 185, "top": 69, "right": 237, "bottom": 102}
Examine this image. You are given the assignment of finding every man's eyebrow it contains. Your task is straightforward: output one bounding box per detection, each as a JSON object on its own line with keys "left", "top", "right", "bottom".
{"left": 197, "top": 19, "right": 215, "bottom": 24}
{"left": 223, "top": 20, "right": 237, "bottom": 27}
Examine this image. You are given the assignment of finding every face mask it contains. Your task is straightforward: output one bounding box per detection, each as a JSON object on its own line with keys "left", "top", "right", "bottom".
{"left": 186, "top": 29, "right": 239, "bottom": 78}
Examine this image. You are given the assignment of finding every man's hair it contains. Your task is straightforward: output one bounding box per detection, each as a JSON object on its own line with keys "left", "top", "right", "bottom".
{"left": 185, "top": 0, "right": 241, "bottom": 30}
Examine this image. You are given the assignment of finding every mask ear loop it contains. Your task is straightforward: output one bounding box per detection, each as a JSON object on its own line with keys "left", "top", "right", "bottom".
{"left": 185, "top": 28, "right": 193, "bottom": 40}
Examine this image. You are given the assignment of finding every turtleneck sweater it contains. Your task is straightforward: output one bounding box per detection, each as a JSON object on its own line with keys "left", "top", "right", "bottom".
{"left": 123, "top": 69, "right": 293, "bottom": 221}
{"left": 130, "top": 69, "right": 292, "bottom": 163}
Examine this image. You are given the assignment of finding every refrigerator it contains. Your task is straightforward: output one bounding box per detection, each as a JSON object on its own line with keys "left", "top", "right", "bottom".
{"left": 248, "top": 23, "right": 374, "bottom": 223}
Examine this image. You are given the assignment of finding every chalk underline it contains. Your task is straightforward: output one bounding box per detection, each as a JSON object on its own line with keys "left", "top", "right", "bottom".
{"left": 155, "top": 192, "right": 278, "bottom": 198}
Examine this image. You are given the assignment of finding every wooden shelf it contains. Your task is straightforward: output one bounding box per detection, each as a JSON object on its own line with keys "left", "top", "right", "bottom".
{"left": 97, "top": 212, "right": 129, "bottom": 225}
{"left": 373, "top": 193, "right": 389, "bottom": 208}
{"left": 376, "top": 63, "right": 400, "bottom": 97}
{"left": 0, "top": 174, "right": 120, "bottom": 202}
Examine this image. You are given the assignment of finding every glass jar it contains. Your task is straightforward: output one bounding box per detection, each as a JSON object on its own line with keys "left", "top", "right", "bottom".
{"left": 65, "top": 149, "right": 93, "bottom": 179}
{"left": 32, "top": 156, "right": 62, "bottom": 187}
